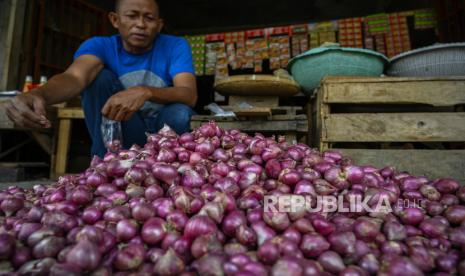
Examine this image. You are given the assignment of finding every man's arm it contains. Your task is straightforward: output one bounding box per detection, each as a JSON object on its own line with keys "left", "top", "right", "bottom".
{"left": 5, "top": 55, "right": 103, "bottom": 128}
{"left": 143, "top": 72, "right": 197, "bottom": 107}
{"left": 101, "top": 72, "right": 197, "bottom": 121}
{"left": 36, "top": 55, "right": 104, "bottom": 105}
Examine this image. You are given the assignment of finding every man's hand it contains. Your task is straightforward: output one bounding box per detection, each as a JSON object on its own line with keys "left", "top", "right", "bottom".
{"left": 5, "top": 92, "right": 51, "bottom": 129}
{"left": 101, "top": 86, "right": 151, "bottom": 121}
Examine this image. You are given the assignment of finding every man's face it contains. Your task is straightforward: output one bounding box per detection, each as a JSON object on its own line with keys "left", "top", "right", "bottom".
{"left": 110, "top": 0, "right": 163, "bottom": 53}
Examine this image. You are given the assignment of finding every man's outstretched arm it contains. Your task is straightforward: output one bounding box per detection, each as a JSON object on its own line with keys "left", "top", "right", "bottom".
{"left": 5, "top": 55, "right": 103, "bottom": 128}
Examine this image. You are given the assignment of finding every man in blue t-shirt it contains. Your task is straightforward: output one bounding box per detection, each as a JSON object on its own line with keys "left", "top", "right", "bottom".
{"left": 5, "top": 0, "right": 197, "bottom": 157}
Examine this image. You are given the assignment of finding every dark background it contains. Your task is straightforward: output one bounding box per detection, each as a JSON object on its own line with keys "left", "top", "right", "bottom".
{"left": 92, "top": 0, "right": 433, "bottom": 35}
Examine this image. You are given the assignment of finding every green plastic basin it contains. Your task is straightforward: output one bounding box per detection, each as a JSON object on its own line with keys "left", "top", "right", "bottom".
{"left": 288, "top": 45, "right": 389, "bottom": 96}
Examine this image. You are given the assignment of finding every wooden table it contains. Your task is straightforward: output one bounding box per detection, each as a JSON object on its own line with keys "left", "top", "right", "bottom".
{"left": 0, "top": 98, "right": 55, "bottom": 180}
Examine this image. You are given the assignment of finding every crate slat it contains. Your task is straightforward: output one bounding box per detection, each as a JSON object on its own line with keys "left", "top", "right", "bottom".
{"left": 231, "top": 107, "right": 272, "bottom": 118}
{"left": 191, "top": 118, "right": 308, "bottom": 132}
{"left": 324, "top": 81, "right": 465, "bottom": 106}
{"left": 337, "top": 149, "right": 465, "bottom": 183}
{"left": 193, "top": 114, "right": 307, "bottom": 121}
{"left": 323, "top": 113, "right": 465, "bottom": 142}
{"left": 321, "top": 76, "right": 465, "bottom": 83}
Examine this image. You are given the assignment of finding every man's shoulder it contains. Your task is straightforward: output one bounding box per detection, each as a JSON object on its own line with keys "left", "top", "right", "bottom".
{"left": 84, "top": 35, "right": 120, "bottom": 46}
{"left": 157, "top": 34, "right": 188, "bottom": 47}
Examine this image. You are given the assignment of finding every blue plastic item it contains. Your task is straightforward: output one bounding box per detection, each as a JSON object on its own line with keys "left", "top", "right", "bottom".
{"left": 288, "top": 44, "right": 389, "bottom": 96}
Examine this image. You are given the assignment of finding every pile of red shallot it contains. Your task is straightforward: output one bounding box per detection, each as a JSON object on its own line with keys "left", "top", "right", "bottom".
{"left": 1, "top": 121, "right": 465, "bottom": 276}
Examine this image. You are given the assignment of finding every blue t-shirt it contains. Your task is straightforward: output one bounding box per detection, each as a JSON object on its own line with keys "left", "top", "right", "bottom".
{"left": 74, "top": 34, "right": 194, "bottom": 115}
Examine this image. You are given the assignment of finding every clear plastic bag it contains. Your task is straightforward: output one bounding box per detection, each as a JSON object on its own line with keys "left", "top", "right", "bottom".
{"left": 206, "top": 103, "right": 236, "bottom": 117}
{"left": 101, "top": 117, "right": 123, "bottom": 153}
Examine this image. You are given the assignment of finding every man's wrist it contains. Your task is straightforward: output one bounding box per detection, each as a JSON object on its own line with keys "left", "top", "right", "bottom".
{"left": 138, "top": 86, "right": 154, "bottom": 101}
{"left": 29, "top": 87, "right": 47, "bottom": 101}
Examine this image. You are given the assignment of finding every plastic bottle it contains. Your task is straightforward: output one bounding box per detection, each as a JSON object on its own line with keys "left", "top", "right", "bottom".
{"left": 22, "top": 75, "right": 33, "bottom": 92}
{"left": 39, "top": 76, "right": 48, "bottom": 86}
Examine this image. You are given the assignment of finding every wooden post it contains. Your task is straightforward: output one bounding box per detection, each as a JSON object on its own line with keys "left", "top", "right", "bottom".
{"left": 0, "top": 0, "right": 27, "bottom": 90}
{"left": 34, "top": 0, "right": 45, "bottom": 81}
{"left": 53, "top": 107, "right": 85, "bottom": 177}
{"left": 318, "top": 83, "right": 331, "bottom": 152}
{"left": 314, "top": 89, "right": 324, "bottom": 151}
{"left": 54, "top": 119, "right": 72, "bottom": 176}
{"left": 305, "top": 101, "right": 313, "bottom": 146}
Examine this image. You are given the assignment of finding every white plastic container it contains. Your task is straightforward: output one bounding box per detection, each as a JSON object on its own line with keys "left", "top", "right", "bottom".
{"left": 387, "top": 43, "right": 465, "bottom": 77}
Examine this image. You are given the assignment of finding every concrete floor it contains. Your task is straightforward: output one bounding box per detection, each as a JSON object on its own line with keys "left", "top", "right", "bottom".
{"left": 0, "top": 179, "right": 55, "bottom": 189}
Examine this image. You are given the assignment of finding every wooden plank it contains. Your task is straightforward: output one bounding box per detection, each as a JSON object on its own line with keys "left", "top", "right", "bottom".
{"left": 322, "top": 76, "right": 465, "bottom": 83}
{"left": 0, "top": 0, "right": 17, "bottom": 90}
{"left": 229, "top": 96, "right": 279, "bottom": 107}
{"left": 323, "top": 113, "right": 465, "bottom": 142}
{"left": 323, "top": 81, "right": 465, "bottom": 106}
{"left": 54, "top": 119, "right": 72, "bottom": 176}
{"left": 336, "top": 149, "right": 465, "bottom": 183}
{"left": 58, "top": 107, "right": 84, "bottom": 119}
{"left": 191, "top": 114, "right": 307, "bottom": 121}
{"left": 191, "top": 119, "right": 308, "bottom": 132}
{"left": 5, "top": 0, "right": 26, "bottom": 90}
{"left": 217, "top": 106, "right": 302, "bottom": 115}
{"left": 305, "top": 101, "right": 313, "bottom": 145}
{"left": 271, "top": 114, "right": 306, "bottom": 121}
{"left": 192, "top": 115, "right": 236, "bottom": 122}
{"left": 0, "top": 162, "right": 48, "bottom": 168}
{"left": 319, "top": 86, "right": 330, "bottom": 151}
{"left": 218, "top": 106, "right": 302, "bottom": 111}
{"left": 49, "top": 115, "right": 60, "bottom": 179}
{"left": 233, "top": 107, "right": 272, "bottom": 117}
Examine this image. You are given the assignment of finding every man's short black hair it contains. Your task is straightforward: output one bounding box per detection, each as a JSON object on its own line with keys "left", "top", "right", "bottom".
{"left": 115, "top": 0, "right": 160, "bottom": 13}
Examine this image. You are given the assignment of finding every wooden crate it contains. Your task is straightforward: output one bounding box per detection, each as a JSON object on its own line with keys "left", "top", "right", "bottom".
{"left": 309, "top": 76, "right": 465, "bottom": 182}
{"left": 191, "top": 113, "right": 308, "bottom": 143}
{"left": 194, "top": 93, "right": 309, "bottom": 143}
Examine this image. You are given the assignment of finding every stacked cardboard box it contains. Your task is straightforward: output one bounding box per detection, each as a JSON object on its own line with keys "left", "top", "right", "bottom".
{"left": 366, "top": 13, "right": 390, "bottom": 35}
{"left": 205, "top": 33, "right": 227, "bottom": 78}
{"left": 185, "top": 35, "right": 206, "bottom": 76}
{"left": 291, "top": 25, "right": 309, "bottom": 57}
{"left": 225, "top": 32, "right": 245, "bottom": 70}
{"left": 414, "top": 9, "right": 437, "bottom": 29}
{"left": 338, "top": 18, "right": 363, "bottom": 48}
{"left": 386, "top": 13, "right": 411, "bottom": 57}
